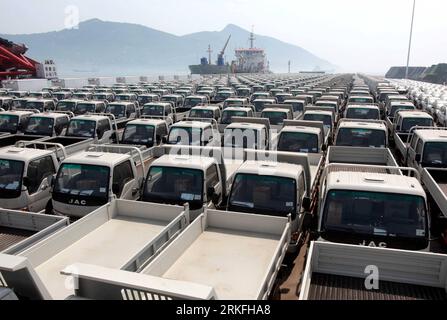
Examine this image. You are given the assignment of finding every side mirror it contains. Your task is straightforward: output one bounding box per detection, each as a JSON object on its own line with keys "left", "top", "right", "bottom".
{"left": 161, "top": 135, "right": 168, "bottom": 144}
{"left": 321, "top": 144, "right": 327, "bottom": 152}
{"left": 49, "top": 175, "right": 55, "bottom": 187}
{"left": 302, "top": 196, "right": 311, "bottom": 211}
{"left": 207, "top": 186, "right": 219, "bottom": 204}
{"left": 112, "top": 183, "right": 120, "bottom": 196}
{"left": 22, "top": 177, "right": 31, "bottom": 189}
{"left": 327, "top": 136, "right": 333, "bottom": 145}
{"left": 96, "top": 128, "right": 104, "bottom": 139}
{"left": 415, "top": 154, "right": 421, "bottom": 163}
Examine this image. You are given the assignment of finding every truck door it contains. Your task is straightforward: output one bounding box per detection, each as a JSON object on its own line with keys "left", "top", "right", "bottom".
{"left": 205, "top": 164, "right": 221, "bottom": 207}
{"left": 97, "top": 119, "right": 113, "bottom": 144}
{"left": 26, "top": 155, "right": 57, "bottom": 212}
{"left": 112, "top": 160, "right": 138, "bottom": 200}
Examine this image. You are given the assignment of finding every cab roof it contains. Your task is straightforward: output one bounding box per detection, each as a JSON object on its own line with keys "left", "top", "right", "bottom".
{"left": 236, "top": 160, "right": 303, "bottom": 180}
{"left": 338, "top": 121, "right": 386, "bottom": 130}
{"left": 63, "top": 151, "right": 130, "bottom": 167}
{"left": 326, "top": 171, "right": 425, "bottom": 197}
{"left": 225, "top": 122, "right": 266, "bottom": 130}
{"left": 172, "top": 121, "right": 211, "bottom": 129}
{"left": 127, "top": 118, "right": 166, "bottom": 126}
{"left": 414, "top": 129, "right": 447, "bottom": 142}
{"left": 396, "top": 111, "right": 432, "bottom": 119}
{"left": 0, "top": 147, "right": 54, "bottom": 161}
{"left": 151, "top": 154, "right": 214, "bottom": 171}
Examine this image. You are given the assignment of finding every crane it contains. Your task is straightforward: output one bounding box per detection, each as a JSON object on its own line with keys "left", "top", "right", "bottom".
{"left": 0, "top": 37, "right": 40, "bottom": 79}
{"left": 217, "top": 35, "right": 231, "bottom": 66}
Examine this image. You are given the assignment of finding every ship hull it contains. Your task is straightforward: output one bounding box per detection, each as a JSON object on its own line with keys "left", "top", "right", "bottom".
{"left": 189, "top": 64, "right": 230, "bottom": 75}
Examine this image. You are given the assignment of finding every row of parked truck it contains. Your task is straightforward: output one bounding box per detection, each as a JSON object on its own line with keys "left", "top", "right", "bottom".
{"left": 0, "top": 73, "right": 445, "bottom": 300}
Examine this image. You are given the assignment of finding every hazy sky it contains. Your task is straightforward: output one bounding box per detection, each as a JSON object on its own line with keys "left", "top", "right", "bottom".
{"left": 1, "top": 0, "right": 446, "bottom": 73}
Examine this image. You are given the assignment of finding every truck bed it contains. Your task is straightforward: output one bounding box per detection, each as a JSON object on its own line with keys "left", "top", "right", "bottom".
{"left": 0, "top": 135, "right": 46, "bottom": 148}
{"left": 326, "top": 146, "right": 398, "bottom": 166}
{"left": 0, "top": 227, "right": 34, "bottom": 252}
{"left": 308, "top": 273, "right": 446, "bottom": 300}
{"left": 35, "top": 215, "right": 167, "bottom": 299}
{"left": 141, "top": 209, "right": 291, "bottom": 300}
{"left": 0, "top": 200, "right": 189, "bottom": 300}
{"left": 300, "top": 241, "right": 447, "bottom": 301}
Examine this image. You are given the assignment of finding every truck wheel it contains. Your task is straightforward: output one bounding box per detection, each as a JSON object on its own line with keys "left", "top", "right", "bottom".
{"left": 45, "top": 201, "right": 54, "bottom": 215}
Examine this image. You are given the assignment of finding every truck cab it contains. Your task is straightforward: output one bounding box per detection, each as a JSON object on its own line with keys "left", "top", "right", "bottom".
{"left": 223, "top": 118, "right": 270, "bottom": 150}
{"left": 188, "top": 105, "right": 221, "bottom": 122}
{"left": 302, "top": 109, "right": 335, "bottom": 136}
{"left": 25, "top": 98, "right": 56, "bottom": 113}
{"left": 92, "top": 92, "right": 115, "bottom": 103}
{"left": 386, "top": 101, "right": 416, "bottom": 126}
{"left": 28, "top": 91, "right": 52, "bottom": 99}
{"left": 261, "top": 106, "right": 294, "bottom": 127}
{"left": 318, "top": 161, "right": 429, "bottom": 250}
{"left": 24, "top": 112, "right": 71, "bottom": 137}
{"left": 72, "top": 92, "right": 93, "bottom": 100}
{"left": 141, "top": 102, "right": 182, "bottom": 125}
{"left": 52, "top": 92, "right": 73, "bottom": 101}
{"left": 347, "top": 95, "right": 374, "bottom": 105}
{"left": 284, "top": 99, "right": 307, "bottom": 113}
{"left": 121, "top": 118, "right": 168, "bottom": 148}
{"left": 105, "top": 102, "right": 139, "bottom": 122}
{"left": 252, "top": 98, "right": 276, "bottom": 113}
{"left": 393, "top": 111, "right": 434, "bottom": 135}
{"left": 0, "top": 146, "right": 59, "bottom": 212}
{"left": 0, "top": 110, "right": 33, "bottom": 134}
{"left": 250, "top": 92, "right": 270, "bottom": 104}
{"left": 183, "top": 95, "right": 208, "bottom": 111}
{"left": 74, "top": 100, "right": 107, "bottom": 115}
{"left": 51, "top": 145, "right": 150, "bottom": 218}
{"left": 137, "top": 93, "right": 160, "bottom": 106}
{"left": 406, "top": 129, "right": 447, "bottom": 170}
{"left": 0, "top": 97, "right": 14, "bottom": 110}
{"left": 344, "top": 104, "right": 380, "bottom": 120}
{"left": 160, "top": 94, "right": 184, "bottom": 109}
{"left": 66, "top": 114, "right": 117, "bottom": 144}
{"left": 166, "top": 120, "right": 220, "bottom": 147}
{"left": 275, "top": 120, "right": 328, "bottom": 154}
{"left": 315, "top": 100, "right": 339, "bottom": 114}
{"left": 223, "top": 98, "right": 249, "bottom": 109}
{"left": 56, "top": 99, "right": 84, "bottom": 113}
{"left": 335, "top": 119, "right": 388, "bottom": 148}
{"left": 220, "top": 107, "right": 255, "bottom": 125}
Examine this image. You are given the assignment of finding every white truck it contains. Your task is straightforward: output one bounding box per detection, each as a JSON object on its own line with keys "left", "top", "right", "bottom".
{"left": 141, "top": 102, "right": 187, "bottom": 125}
{"left": 0, "top": 209, "right": 68, "bottom": 254}
{"left": 23, "top": 112, "right": 72, "bottom": 137}
{"left": 392, "top": 111, "right": 434, "bottom": 156}
{"left": 319, "top": 146, "right": 429, "bottom": 251}
{"left": 343, "top": 104, "right": 380, "bottom": 120}
{"left": 299, "top": 241, "right": 447, "bottom": 300}
{"left": 165, "top": 120, "right": 221, "bottom": 147}
{"left": 223, "top": 117, "right": 271, "bottom": 150}
{"left": 219, "top": 106, "right": 255, "bottom": 133}
{"left": 61, "top": 208, "right": 290, "bottom": 300}
{"left": 121, "top": 118, "right": 169, "bottom": 148}
{"left": 260, "top": 105, "right": 298, "bottom": 129}
{"left": 385, "top": 101, "right": 416, "bottom": 129}
{"left": 141, "top": 145, "right": 244, "bottom": 221}
{"left": 334, "top": 119, "right": 388, "bottom": 148}
{"left": 227, "top": 149, "right": 323, "bottom": 250}
{"left": 302, "top": 107, "right": 336, "bottom": 137}
{"left": 65, "top": 114, "right": 119, "bottom": 144}
{"left": 105, "top": 102, "right": 140, "bottom": 130}
{"left": 274, "top": 120, "right": 330, "bottom": 154}
{"left": 51, "top": 144, "right": 154, "bottom": 218}
{"left": 0, "top": 110, "right": 35, "bottom": 134}
{"left": 188, "top": 105, "right": 221, "bottom": 122}
{"left": 0, "top": 199, "right": 189, "bottom": 300}
{"left": 0, "top": 139, "right": 93, "bottom": 213}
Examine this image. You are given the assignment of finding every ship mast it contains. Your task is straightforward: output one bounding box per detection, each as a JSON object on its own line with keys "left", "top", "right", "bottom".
{"left": 249, "top": 26, "right": 255, "bottom": 49}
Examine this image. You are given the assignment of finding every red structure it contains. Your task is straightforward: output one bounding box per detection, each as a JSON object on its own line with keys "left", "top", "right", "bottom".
{"left": 0, "top": 37, "right": 40, "bottom": 79}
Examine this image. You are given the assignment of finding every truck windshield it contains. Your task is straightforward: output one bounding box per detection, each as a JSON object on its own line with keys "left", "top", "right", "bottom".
{"left": 25, "top": 101, "right": 44, "bottom": 112}
{"left": 261, "top": 111, "right": 288, "bottom": 125}
{"left": 66, "top": 119, "right": 96, "bottom": 138}
{"left": 348, "top": 97, "right": 373, "bottom": 104}
{"left": 389, "top": 106, "right": 414, "bottom": 117}
{"left": 253, "top": 100, "right": 271, "bottom": 112}
{"left": 168, "top": 127, "right": 202, "bottom": 146}
{"left": 287, "top": 102, "right": 304, "bottom": 112}
{"left": 115, "top": 95, "right": 130, "bottom": 101}
{"left": 229, "top": 174, "right": 296, "bottom": 217}
{"left": 24, "top": 117, "right": 54, "bottom": 136}
{"left": 13, "top": 100, "right": 27, "bottom": 109}
{"left": 346, "top": 108, "right": 379, "bottom": 120}
{"left": 75, "top": 103, "right": 95, "bottom": 115}
{"left": 321, "top": 190, "right": 427, "bottom": 247}
{"left": 336, "top": 128, "right": 386, "bottom": 148}
{"left": 122, "top": 124, "right": 155, "bottom": 146}
{"left": 0, "top": 114, "right": 19, "bottom": 133}
{"left": 143, "top": 166, "right": 203, "bottom": 210}
{"left": 142, "top": 105, "right": 164, "bottom": 116}
{"left": 401, "top": 118, "right": 433, "bottom": 132}
{"left": 106, "top": 105, "right": 126, "bottom": 119}
{"left": 224, "top": 128, "right": 258, "bottom": 149}
{"left": 184, "top": 98, "right": 203, "bottom": 108}
{"left": 189, "top": 109, "right": 214, "bottom": 119}
{"left": 53, "top": 164, "right": 110, "bottom": 206}
{"left": 221, "top": 110, "right": 247, "bottom": 124}
{"left": 57, "top": 101, "right": 76, "bottom": 112}
{"left": 138, "top": 96, "right": 154, "bottom": 104}
{"left": 422, "top": 142, "right": 447, "bottom": 167}
{"left": 303, "top": 114, "right": 332, "bottom": 128}
{"left": 0, "top": 159, "right": 24, "bottom": 199}
{"left": 278, "top": 132, "right": 319, "bottom": 153}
